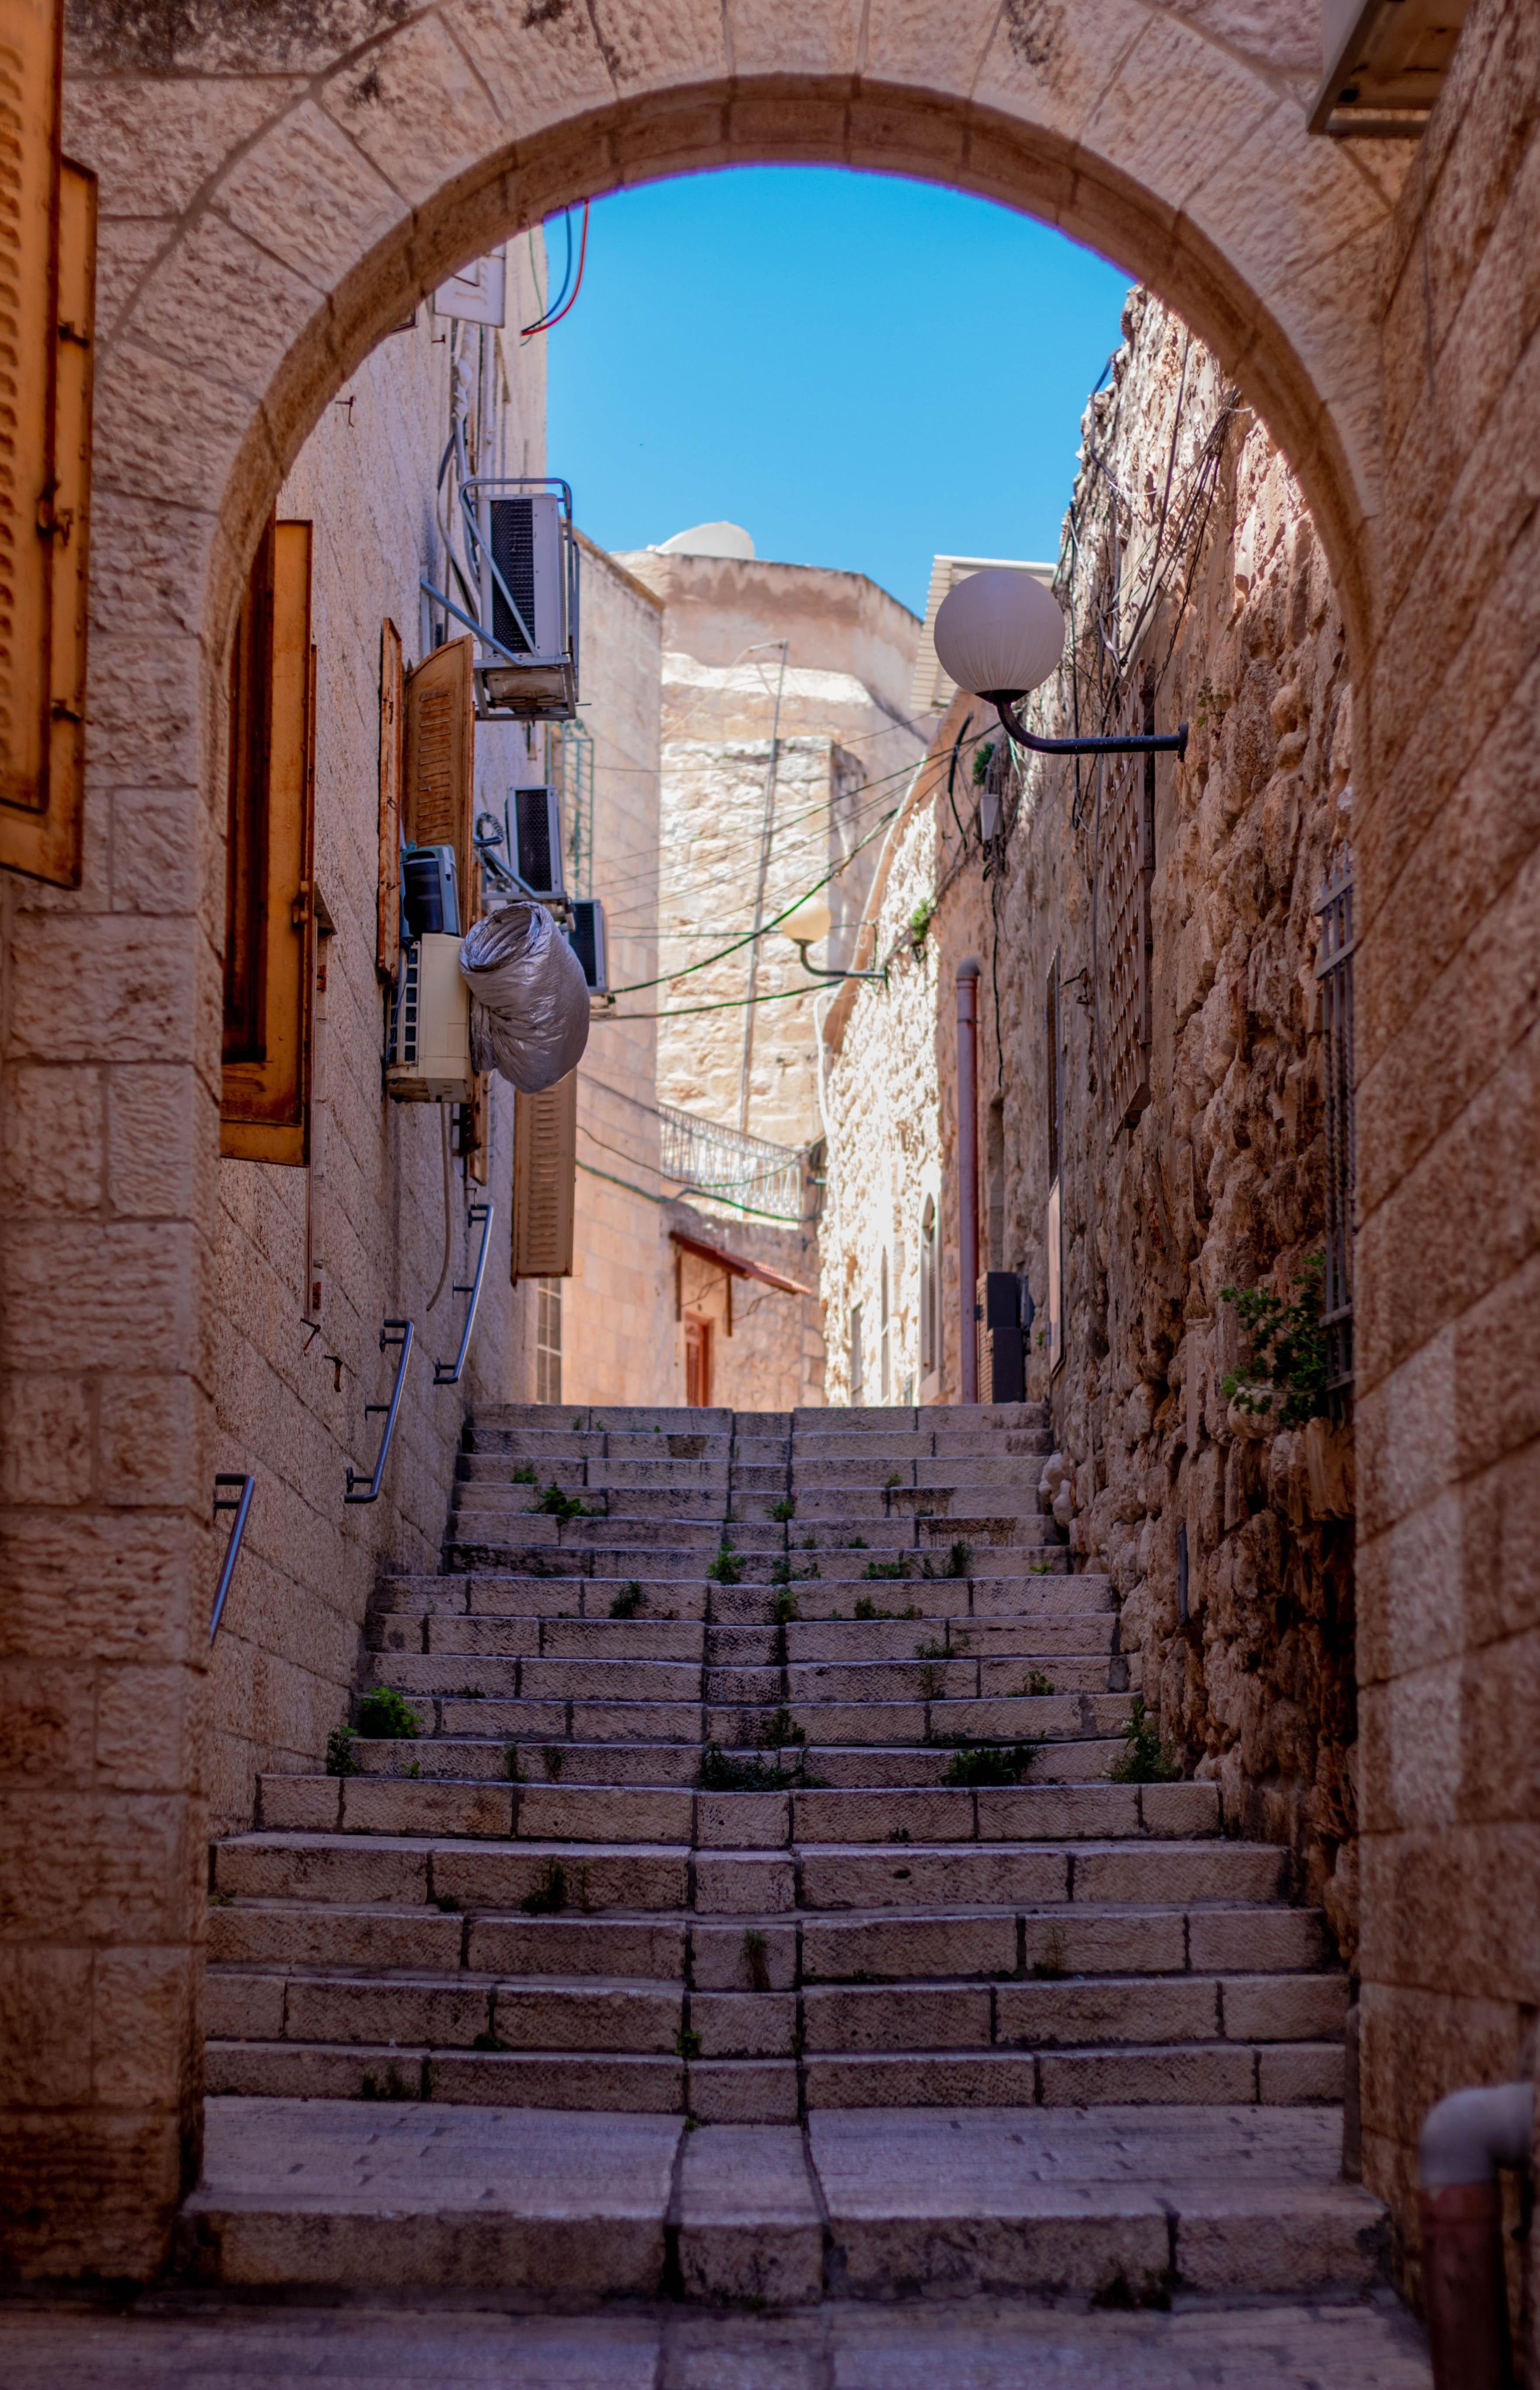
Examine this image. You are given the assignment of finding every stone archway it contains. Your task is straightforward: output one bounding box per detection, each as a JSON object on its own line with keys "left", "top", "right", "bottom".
{"left": 9, "top": 0, "right": 1487, "bottom": 2289}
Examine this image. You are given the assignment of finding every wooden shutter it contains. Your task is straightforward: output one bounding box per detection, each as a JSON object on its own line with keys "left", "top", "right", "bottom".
{"left": 221, "top": 518, "right": 315, "bottom": 1164}
{"left": 403, "top": 635, "right": 475, "bottom": 927}
{"left": 376, "top": 618, "right": 402, "bottom": 980}
{"left": 512, "top": 1072, "right": 577, "bottom": 1278}
{"left": 0, "top": 0, "right": 96, "bottom": 887}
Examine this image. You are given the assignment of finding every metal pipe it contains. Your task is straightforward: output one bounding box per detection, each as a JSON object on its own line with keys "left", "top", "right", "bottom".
{"left": 435, "top": 1198, "right": 496, "bottom": 1385}
{"left": 956, "top": 958, "right": 981, "bottom": 1404}
{"left": 345, "top": 1320, "right": 414, "bottom": 1503}
{"left": 989, "top": 690, "right": 1188, "bottom": 759}
{"left": 209, "top": 1474, "right": 255, "bottom": 1642}
{"left": 1419, "top": 2081, "right": 1533, "bottom": 2390}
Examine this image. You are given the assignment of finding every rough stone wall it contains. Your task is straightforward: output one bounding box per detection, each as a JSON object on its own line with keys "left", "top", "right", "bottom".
{"left": 207, "top": 273, "right": 546, "bottom": 1833}
{"left": 825, "top": 296, "right": 1359, "bottom": 1957}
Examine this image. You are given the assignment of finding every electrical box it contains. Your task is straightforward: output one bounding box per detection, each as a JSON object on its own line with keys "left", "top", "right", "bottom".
{"left": 977, "top": 1271, "right": 1026, "bottom": 1405}
{"left": 387, "top": 934, "right": 473, "bottom": 1103}
{"left": 509, "top": 785, "right": 563, "bottom": 897}
{"left": 566, "top": 898, "right": 608, "bottom": 994}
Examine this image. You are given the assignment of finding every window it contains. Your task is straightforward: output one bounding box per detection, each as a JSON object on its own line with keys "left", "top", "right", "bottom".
{"left": 221, "top": 515, "right": 316, "bottom": 1164}
{"left": 535, "top": 1278, "right": 562, "bottom": 1406}
{"left": 0, "top": 6, "right": 95, "bottom": 889}
{"left": 849, "top": 1302, "right": 864, "bottom": 1407}
{"left": 920, "top": 1198, "right": 938, "bottom": 1380}
{"left": 879, "top": 1252, "right": 890, "bottom": 1404}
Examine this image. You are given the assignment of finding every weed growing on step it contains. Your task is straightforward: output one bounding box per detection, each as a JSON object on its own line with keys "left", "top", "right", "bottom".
{"left": 405, "top": 1760, "right": 421, "bottom": 1779}
{"left": 1030, "top": 1562, "right": 1052, "bottom": 1575}
{"left": 946, "top": 1540, "right": 972, "bottom": 1578}
{"left": 520, "top": 1859, "right": 567, "bottom": 1915}
{"left": 707, "top": 1543, "right": 744, "bottom": 1585}
{"left": 1031, "top": 1924, "right": 1069, "bottom": 1980}
{"left": 541, "top": 1744, "right": 565, "bottom": 1779}
{"left": 772, "top": 1587, "right": 800, "bottom": 1626}
{"left": 326, "top": 1727, "right": 360, "bottom": 1777}
{"left": 511, "top": 1464, "right": 538, "bottom": 1485}
{"left": 770, "top": 1497, "right": 796, "bottom": 1521}
{"left": 700, "top": 1744, "right": 777, "bottom": 1792}
{"left": 917, "top": 1662, "right": 947, "bottom": 1700}
{"left": 846, "top": 1536, "right": 868, "bottom": 1548}
{"left": 939, "top": 1738, "right": 1041, "bottom": 1787}
{"left": 531, "top": 1481, "right": 589, "bottom": 1520}
{"left": 504, "top": 1743, "right": 521, "bottom": 1782}
{"left": 360, "top": 2063, "right": 421, "bottom": 2102}
{"left": 884, "top": 1472, "right": 903, "bottom": 1490}
{"left": 675, "top": 2027, "right": 702, "bottom": 2060}
{"left": 853, "top": 1596, "right": 888, "bottom": 1620}
{"left": 915, "top": 1637, "right": 948, "bottom": 1660}
{"left": 1217, "top": 1253, "right": 1327, "bottom": 1428}
{"left": 208, "top": 1888, "right": 233, "bottom": 1908}
{"left": 760, "top": 1706, "right": 806, "bottom": 1750}
{"left": 1108, "top": 1696, "right": 1180, "bottom": 1783}
{"left": 802, "top": 1536, "right": 818, "bottom": 1550}
{"left": 460, "top": 1686, "right": 486, "bottom": 1701}
{"left": 1022, "top": 1671, "right": 1055, "bottom": 1697}
{"left": 863, "top": 1558, "right": 910, "bottom": 1581}
{"left": 356, "top": 1685, "right": 419, "bottom": 1740}
{"left": 610, "top": 1582, "right": 646, "bottom": 1618}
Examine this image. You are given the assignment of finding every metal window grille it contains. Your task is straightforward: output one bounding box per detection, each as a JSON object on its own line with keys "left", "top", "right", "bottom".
{"left": 657, "top": 1103, "right": 803, "bottom": 1222}
{"left": 535, "top": 1276, "right": 562, "bottom": 1406}
{"left": 1315, "top": 846, "right": 1355, "bottom": 1413}
{"left": 1101, "top": 682, "right": 1154, "bottom": 1129}
{"left": 556, "top": 719, "right": 594, "bottom": 899}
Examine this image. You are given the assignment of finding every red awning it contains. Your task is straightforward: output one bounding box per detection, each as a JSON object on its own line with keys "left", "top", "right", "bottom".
{"left": 669, "top": 1228, "right": 813, "bottom": 1300}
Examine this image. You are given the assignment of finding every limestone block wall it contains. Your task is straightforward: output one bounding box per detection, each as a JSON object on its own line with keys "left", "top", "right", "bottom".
{"left": 208, "top": 272, "right": 545, "bottom": 1831}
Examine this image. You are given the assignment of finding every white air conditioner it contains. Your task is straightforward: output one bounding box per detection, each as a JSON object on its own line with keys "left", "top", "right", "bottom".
{"left": 466, "top": 477, "right": 580, "bottom": 722}
{"left": 387, "top": 934, "right": 473, "bottom": 1102}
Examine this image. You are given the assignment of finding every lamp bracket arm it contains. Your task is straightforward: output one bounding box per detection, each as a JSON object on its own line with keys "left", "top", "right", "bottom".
{"left": 990, "top": 692, "right": 1188, "bottom": 761}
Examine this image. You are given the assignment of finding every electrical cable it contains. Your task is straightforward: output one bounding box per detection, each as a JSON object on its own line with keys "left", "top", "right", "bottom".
{"left": 522, "top": 200, "right": 589, "bottom": 337}
{"left": 592, "top": 981, "right": 820, "bottom": 1024}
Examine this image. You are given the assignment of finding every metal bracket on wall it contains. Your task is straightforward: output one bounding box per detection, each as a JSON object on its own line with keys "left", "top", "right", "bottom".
{"left": 345, "top": 1319, "right": 414, "bottom": 1503}
{"left": 209, "top": 1473, "right": 256, "bottom": 1641}
{"left": 435, "top": 1198, "right": 495, "bottom": 1385}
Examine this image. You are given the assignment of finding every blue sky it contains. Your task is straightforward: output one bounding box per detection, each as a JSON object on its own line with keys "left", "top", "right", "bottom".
{"left": 542, "top": 168, "right": 1133, "bottom": 623}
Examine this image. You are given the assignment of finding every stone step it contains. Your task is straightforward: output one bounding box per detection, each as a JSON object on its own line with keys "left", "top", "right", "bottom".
{"left": 257, "top": 1774, "right": 1220, "bottom": 1846}
{"left": 209, "top": 1898, "right": 1333, "bottom": 1983}
{"left": 214, "top": 1833, "right": 1290, "bottom": 1914}
{"left": 178, "top": 2096, "right": 1387, "bottom": 2302}
{"left": 377, "top": 1618, "right": 1120, "bottom": 1668}
{"left": 375, "top": 1571, "right": 1109, "bottom": 1620}
{"left": 338, "top": 1737, "right": 1129, "bottom": 1789}
{"left": 363, "top": 1685, "right": 1129, "bottom": 1747}
{"left": 359, "top": 1651, "right": 1122, "bottom": 1715}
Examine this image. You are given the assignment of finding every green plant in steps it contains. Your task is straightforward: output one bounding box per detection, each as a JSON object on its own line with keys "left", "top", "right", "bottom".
{"left": 760, "top": 1706, "right": 805, "bottom": 1750}
{"left": 946, "top": 1540, "right": 972, "bottom": 1578}
{"left": 405, "top": 1760, "right": 421, "bottom": 1779}
{"left": 1218, "top": 1252, "right": 1328, "bottom": 1429}
{"left": 846, "top": 1537, "right": 868, "bottom": 1549}
{"left": 541, "top": 1744, "right": 565, "bottom": 1780}
{"left": 532, "top": 1480, "right": 588, "bottom": 1520}
{"left": 915, "top": 1637, "right": 948, "bottom": 1660}
{"left": 939, "top": 1738, "right": 1041, "bottom": 1787}
{"left": 520, "top": 1859, "right": 567, "bottom": 1916}
{"left": 676, "top": 2027, "right": 702, "bottom": 2061}
{"left": 356, "top": 1685, "right": 420, "bottom": 1740}
{"left": 917, "top": 1662, "right": 947, "bottom": 1700}
{"left": 772, "top": 1587, "right": 800, "bottom": 1626}
{"left": 863, "top": 1558, "right": 910, "bottom": 1581}
{"left": 770, "top": 1497, "right": 796, "bottom": 1521}
{"left": 707, "top": 1543, "right": 745, "bottom": 1585}
{"left": 1108, "top": 1695, "right": 1180, "bottom": 1784}
{"left": 1022, "top": 1671, "right": 1055, "bottom": 1697}
{"left": 908, "top": 896, "right": 936, "bottom": 950}
{"left": 360, "top": 2062, "right": 421, "bottom": 2102}
{"left": 853, "top": 1596, "right": 891, "bottom": 1621}
{"left": 884, "top": 1472, "right": 903, "bottom": 1490}
{"left": 700, "top": 1743, "right": 775, "bottom": 1792}
{"left": 325, "top": 1727, "right": 360, "bottom": 1778}
{"left": 610, "top": 1582, "right": 646, "bottom": 1618}
{"left": 511, "top": 1464, "right": 538, "bottom": 1485}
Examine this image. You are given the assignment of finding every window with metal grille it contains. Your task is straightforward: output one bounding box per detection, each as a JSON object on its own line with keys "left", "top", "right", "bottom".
{"left": 1315, "top": 846, "right": 1355, "bottom": 1412}
{"left": 535, "top": 1277, "right": 562, "bottom": 1405}
{"left": 1100, "top": 681, "right": 1154, "bottom": 1129}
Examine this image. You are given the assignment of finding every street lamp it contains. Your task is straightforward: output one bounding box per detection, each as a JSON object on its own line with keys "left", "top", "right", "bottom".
{"left": 933, "top": 568, "right": 1187, "bottom": 760}
{"left": 777, "top": 894, "right": 886, "bottom": 985}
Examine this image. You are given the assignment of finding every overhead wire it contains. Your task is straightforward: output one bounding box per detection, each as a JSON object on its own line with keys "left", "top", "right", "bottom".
{"left": 522, "top": 201, "right": 589, "bottom": 337}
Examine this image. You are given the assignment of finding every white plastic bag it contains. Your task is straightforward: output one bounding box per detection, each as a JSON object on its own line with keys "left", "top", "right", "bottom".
{"left": 457, "top": 899, "right": 590, "bottom": 1091}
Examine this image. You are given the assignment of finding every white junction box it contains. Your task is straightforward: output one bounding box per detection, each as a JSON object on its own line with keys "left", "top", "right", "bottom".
{"left": 387, "top": 934, "right": 473, "bottom": 1102}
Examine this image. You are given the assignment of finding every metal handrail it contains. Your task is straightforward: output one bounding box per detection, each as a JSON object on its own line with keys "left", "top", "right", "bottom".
{"left": 209, "top": 1473, "right": 255, "bottom": 1642}
{"left": 435, "top": 1198, "right": 495, "bottom": 1386}
{"left": 345, "top": 1320, "right": 414, "bottom": 1503}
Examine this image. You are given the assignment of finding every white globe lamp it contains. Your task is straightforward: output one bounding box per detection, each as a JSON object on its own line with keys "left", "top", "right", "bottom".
{"left": 932, "top": 566, "right": 1188, "bottom": 763}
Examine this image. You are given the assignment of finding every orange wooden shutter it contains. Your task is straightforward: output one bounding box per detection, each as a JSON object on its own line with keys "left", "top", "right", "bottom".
{"left": 0, "top": 0, "right": 96, "bottom": 887}
{"left": 377, "top": 618, "right": 403, "bottom": 980}
{"left": 512, "top": 1072, "right": 577, "bottom": 1278}
{"left": 403, "top": 635, "right": 474, "bottom": 926}
{"left": 221, "top": 519, "right": 315, "bottom": 1164}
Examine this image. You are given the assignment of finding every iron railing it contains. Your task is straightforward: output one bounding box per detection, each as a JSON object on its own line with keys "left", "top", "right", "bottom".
{"left": 345, "top": 1319, "right": 414, "bottom": 1503}
{"left": 435, "top": 1199, "right": 495, "bottom": 1386}
{"left": 209, "top": 1473, "right": 255, "bottom": 1642}
{"left": 1315, "top": 846, "right": 1355, "bottom": 1413}
{"left": 656, "top": 1102, "right": 804, "bottom": 1222}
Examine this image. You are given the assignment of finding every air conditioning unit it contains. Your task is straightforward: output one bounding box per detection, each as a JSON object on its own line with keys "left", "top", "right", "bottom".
{"left": 509, "top": 786, "right": 563, "bottom": 898}
{"left": 468, "top": 478, "right": 580, "bottom": 722}
{"left": 566, "top": 898, "right": 608, "bottom": 994}
{"left": 401, "top": 842, "right": 460, "bottom": 938}
{"left": 387, "top": 933, "right": 473, "bottom": 1102}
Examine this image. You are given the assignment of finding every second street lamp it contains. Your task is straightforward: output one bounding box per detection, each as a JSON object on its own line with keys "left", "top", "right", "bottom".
{"left": 933, "top": 567, "right": 1187, "bottom": 760}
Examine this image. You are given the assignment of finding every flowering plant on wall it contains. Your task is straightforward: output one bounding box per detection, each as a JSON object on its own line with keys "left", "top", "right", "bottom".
{"left": 1219, "top": 1254, "right": 1328, "bottom": 1431}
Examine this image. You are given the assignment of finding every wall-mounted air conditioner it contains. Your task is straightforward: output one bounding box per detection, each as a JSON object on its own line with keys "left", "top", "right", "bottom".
{"left": 508, "top": 786, "right": 563, "bottom": 898}
{"left": 467, "top": 478, "right": 580, "bottom": 722}
{"left": 387, "top": 933, "right": 473, "bottom": 1102}
{"left": 567, "top": 898, "right": 608, "bottom": 994}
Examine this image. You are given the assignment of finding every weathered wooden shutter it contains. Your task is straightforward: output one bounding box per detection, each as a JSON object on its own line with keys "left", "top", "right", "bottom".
{"left": 512, "top": 1072, "right": 577, "bottom": 1278}
{"left": 221, "top": 519, "right": 315, "bottom": 1164}
{"left": 0, "top": 0, "right": 96, "bottom": 887}
{"left": 403, "top": 635, "right": 475, "bottom": 926}
{"left": 376, "top": 618, "right": 402, "bottom": 981}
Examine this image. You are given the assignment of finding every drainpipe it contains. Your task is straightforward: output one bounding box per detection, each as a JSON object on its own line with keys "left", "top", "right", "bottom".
{"left": 1419, "top": 2080, "right": 1533, "bottom": 2390}
{"left": 956, "top": 958, "right": 981, "bottom": 1404}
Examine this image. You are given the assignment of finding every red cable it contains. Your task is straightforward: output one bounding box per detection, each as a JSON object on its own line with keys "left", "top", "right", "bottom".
{"left": 521, "top": 201, "right": 589, "bottom": 338}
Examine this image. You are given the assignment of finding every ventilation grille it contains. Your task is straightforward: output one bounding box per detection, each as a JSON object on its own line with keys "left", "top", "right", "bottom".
{"left": 513, "top": 784, "right": 561, "bottom": 895}
{"left": 490, "top": 497, "right": 537, "bottom": 655}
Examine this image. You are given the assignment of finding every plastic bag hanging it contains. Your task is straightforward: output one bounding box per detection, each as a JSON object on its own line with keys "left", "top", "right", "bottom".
{"left": 457, "top": 899, "right": 590, "bottom": 1091}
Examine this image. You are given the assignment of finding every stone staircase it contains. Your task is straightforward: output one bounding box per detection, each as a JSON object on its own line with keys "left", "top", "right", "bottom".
{"left": 194, "top": 1401, "right": 1376, "bottom": 2299}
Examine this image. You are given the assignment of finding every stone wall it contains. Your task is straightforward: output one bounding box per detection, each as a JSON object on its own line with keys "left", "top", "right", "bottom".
{"left": 208, "top": 270, "right": 545, "bottom": 1831}
{"left": 825, "top": 293, "right": 1359, "bottom": 1950}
